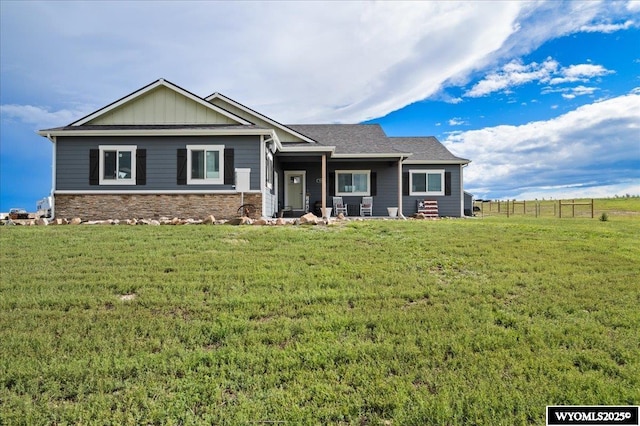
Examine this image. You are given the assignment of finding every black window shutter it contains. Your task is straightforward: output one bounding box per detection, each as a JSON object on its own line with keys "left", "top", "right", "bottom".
{"left": 224, "top": 148, "right": 234, "bottom": 185}
{"left": 403, "top": 172, "right": 409, "bottom": 196}
{"left": 136, "top": 149, "right": 146, "bottom": 185}
{"left": 177, "top": 149, "right": 187, "bottom": 185}
{"left": 370, "top": 172, "right": 377, "bottom": 196}
{"left": 89, "top": 149, "right": 99, "bottom": 185}
{"left": 328, "top": 172, "right": 335, "bottom": 196}
{"left": 445, "top": 172, "right": 452, "bottom": 196}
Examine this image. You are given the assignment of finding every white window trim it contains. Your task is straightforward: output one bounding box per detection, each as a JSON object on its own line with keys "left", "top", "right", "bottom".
{"left": 186, "top": 144, "right": 224, "bottom": 185}
{"left": 335, "top": 170, "right": 371, "bottom": 196}
{"left": 409, "top": 169, "right": 445, "bottom": 196}
{"left": 99, "top": 145, "right": 137, "bottom": 186}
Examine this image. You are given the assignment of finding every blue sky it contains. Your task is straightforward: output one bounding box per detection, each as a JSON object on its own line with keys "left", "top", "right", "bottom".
{"left": 1, "top": 1, "right": 639, "bottom": 211}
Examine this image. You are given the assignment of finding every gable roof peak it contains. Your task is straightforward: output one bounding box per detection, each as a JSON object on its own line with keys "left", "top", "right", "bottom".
{"left": 206, "top": 92, "right": 318, "bottom": 144}
{"left": 69, "top": 79, "right": 252, "bottom": 127}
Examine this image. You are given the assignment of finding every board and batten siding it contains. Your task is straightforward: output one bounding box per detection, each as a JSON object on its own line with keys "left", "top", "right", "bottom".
{"left": 88, "top": 86, "right": 238, "bottom": 126}
{"left": 402, "top": 164, "right": 462, "bottom": 217}
{"left": 209, "top": 98, "right": 306, "bottom": 143}
{"left": 56, "top": 135, "right": 261, "bottom": 191}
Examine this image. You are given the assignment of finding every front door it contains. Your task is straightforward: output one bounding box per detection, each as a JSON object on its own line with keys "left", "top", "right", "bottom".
{"left": 285, "top": 171, "right": 305, "bottom": 210}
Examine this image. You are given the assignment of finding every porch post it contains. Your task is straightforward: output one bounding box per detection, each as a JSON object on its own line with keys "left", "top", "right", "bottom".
{"left": 321, "top": 154, "right": 327, "bottom": 218}
{"left": 398, "top": 157, "right": 404, "bottom": 219}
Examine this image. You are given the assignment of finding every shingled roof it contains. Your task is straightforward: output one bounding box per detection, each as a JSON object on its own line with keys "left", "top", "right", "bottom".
{"left": 288, "top": 124, "right": 397, "bottom": 155}
{"left": 389, "top": 137, "right": 469, "bottom": 163}
{"left": 288, "top": 124, "right": 469, "bottom": 163}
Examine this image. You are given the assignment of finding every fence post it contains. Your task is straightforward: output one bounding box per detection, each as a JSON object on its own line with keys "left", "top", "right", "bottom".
{"left": 572, "top": 200, "right": 575, "bottom": 218}
{"left": 507, "top": 200, "right": 510, "bottom": 218}
{"left": 591, "top": 199, "right": 594, "bottom": 218}
{"left": 558, "top": 200, "right": 562, "bottom": 218}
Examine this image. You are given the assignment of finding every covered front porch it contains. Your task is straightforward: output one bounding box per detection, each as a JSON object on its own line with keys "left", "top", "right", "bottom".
{"left": 271, "top": 148, "right": 408, "bottom": 219}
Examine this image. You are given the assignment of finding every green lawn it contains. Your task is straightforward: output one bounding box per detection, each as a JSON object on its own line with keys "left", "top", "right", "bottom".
{"left": 1, "top": 210, "right": 639, "bottom": 424}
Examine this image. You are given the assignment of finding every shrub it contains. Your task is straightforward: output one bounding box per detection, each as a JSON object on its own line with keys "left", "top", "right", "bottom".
{"left": 599, "top": 212, "right": 609, "bottom": 222}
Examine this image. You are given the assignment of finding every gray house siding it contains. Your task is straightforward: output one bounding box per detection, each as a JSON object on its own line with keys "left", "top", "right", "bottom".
{"left": 402, "top": 164, "right": 462, "bottom": 217}
{"left": 56, "top": 135, "right": 262, "bottom": 191}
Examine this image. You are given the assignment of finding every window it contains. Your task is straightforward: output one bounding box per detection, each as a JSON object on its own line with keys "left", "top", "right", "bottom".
{"left": 336, "top": 170, "right": 370, "bottom": 196}
{"left": 187, "top": 145, "right": 224, "bottom": 184}
{"left": 99, "top": 145, "right": 136, "bottom": 185}
{"left": 410, "top": 170, "right": 445, "bottom": 196}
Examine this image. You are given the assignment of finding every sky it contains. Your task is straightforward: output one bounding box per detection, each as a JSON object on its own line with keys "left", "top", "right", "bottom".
{"left": 1, "top": 0, "right": 639, "bottom": 211}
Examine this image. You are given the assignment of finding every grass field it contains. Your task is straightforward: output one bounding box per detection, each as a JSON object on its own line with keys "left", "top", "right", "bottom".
{"left": 1, "top": 199, "right": 639, "bottom": 425}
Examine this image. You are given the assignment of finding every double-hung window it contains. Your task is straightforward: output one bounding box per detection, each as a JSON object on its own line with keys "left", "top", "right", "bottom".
{"left": 187, "top": 145, "right": 224, "bottom": 185}
{"left": 99, "top": 145, "right": 136, "bottom": 185}
{"left": 410, "top": 169, "right": 445, "bottom": 196}
{"left": 336, "top": 170, "right": 370, "bottom": 196}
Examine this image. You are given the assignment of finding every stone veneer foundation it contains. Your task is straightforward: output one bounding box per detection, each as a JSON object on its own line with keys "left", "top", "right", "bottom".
{"left": 54, "top": 193, "right": 263, "bottom": 221}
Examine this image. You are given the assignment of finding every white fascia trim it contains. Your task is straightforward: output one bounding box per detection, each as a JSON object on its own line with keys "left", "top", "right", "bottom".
{"left": 333, "top": 153, "right": 411, "bottom": 159}
{"left": 279, "top": 146, "right": 335, "bottom": 153}
{"left": 37, "top": 128, "right": 275, "bottom": 137}
{"left": 403, "top": 159, "right": 470, "bottom": 165}
{"left": 54, "top": 190, "right": 262, "bottom": 195}
{"left": 72, "top": 79, "right": 252, "bottom": 126}
{"left": 206, "top": 92, "right": 317, "bottom": 144}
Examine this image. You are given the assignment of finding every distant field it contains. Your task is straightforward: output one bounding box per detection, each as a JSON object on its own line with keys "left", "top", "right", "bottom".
{"left": 1, "top": 203, "right": 639, "bottom": 424}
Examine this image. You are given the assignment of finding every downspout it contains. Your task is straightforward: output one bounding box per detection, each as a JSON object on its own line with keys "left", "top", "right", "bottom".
{"left": 260, "top": 135, "right": 266, "bottom": 218}
{"left": 398, "top": 156, "right": 406, "bottom": 219}
{"left": 46, "top": 133, "right": 56, "bottom": 219}
{"left": 321, "top": 154, "right": 327, "bottom": 218}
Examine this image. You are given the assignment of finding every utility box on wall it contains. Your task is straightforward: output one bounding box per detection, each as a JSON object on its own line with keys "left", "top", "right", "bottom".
{"left": 235, "top": 168, "right": 251, "bottom": 192}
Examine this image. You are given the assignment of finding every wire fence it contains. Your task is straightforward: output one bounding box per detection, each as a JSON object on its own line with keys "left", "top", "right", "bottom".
{"left": 474, "top": 199, "right": 595, "bottom": 218}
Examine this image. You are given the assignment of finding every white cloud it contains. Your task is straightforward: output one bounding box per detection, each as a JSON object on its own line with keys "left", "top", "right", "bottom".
{"left": 0, "top": 104, "right": 91, "bottom": 128}
{"left": 445, "top": 91, "right": 640, "bottom": 199}
{"left": 466, "top": 59, "right": 612, "bottom": 98}
{"left": 511, "top": 181, "right": 640, "bottom": 200}
{"left": 465, "top": 58, "right": 558, "bottom": 97}
{"left": 0, "top": 1, "right": 528, "bottom": 124}
{"left": 448, "top": 117, "right": 466, "bottom": 126}
{"left": 580, "top": 19, "right": 635, "bottom": 33}
{"left": 548, "top": 64, "right": 613, "bottom": 84}
{"left": 1, "top": 0, "right": 634, "bottom": 125}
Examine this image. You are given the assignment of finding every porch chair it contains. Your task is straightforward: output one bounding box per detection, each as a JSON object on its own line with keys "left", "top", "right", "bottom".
{"left": 333, "top": 196, "right": 348, "bottom": 216}
{"left": 360, "top": 196, "right": 373, "bottom": 216}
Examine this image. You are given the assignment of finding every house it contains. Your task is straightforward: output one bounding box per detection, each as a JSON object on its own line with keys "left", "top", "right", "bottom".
{"left": 38, "top": 79, "right": 470, "bottom": 220}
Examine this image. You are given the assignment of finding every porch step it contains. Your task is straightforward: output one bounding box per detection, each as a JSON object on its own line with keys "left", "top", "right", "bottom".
{"left": 417, "top": 200, "right": 439, "bottom": 218}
